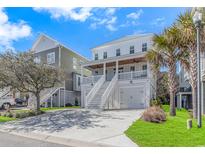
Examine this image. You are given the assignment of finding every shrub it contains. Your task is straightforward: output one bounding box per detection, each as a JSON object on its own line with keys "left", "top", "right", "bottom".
{"left": 150, "top": 98, "right": 162, "bottom": 107}
{"left": 141, "top": 106, "right": 166, "bottom": 123}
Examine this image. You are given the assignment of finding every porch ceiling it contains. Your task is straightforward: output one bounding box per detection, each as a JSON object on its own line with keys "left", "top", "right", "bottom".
{"left": 86, "top": 57, "right": 146, "bottom": 69}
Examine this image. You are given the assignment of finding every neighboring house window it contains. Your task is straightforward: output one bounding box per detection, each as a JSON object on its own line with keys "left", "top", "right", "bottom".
{"left": 34, "top": 56, "right": 41, "bottom": 64}
{"left": 78, "top": 76, "right": 81, "bottom": 87}
{"left": 116, "top": 49, "right": 121, "bottom": 56}
{"left": 142, "top": 43, "right": 147, "bottom": 52}
{"left": 94, "top": 53, "right": 98, "bottom": 60}
{"left": 130, "top": 66, "right": 135, "bottom": 72}
{"left": 73, "top": 57, "right": 78, "bottom": 70}
{"left": 142, "top": 65, "right": 147, "bottom": 70}
{"left": 47, "top": 52, "right": 55, "bottom": 64}
{"left": 130, "top": 46, "right": 134, "bottom": 54}
{"left": 103, "top": 52, "right": 107, "bottom": 59}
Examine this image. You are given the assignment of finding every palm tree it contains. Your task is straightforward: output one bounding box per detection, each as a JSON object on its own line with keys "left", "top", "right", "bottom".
{"left": 175, "top": 10, "right": 205, "bottom": 118}
{"left": 147, "top": 27, "right": 180, "bottom": 116}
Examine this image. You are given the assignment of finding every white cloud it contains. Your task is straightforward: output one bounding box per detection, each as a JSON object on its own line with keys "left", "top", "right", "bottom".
{"left": 126, "top": 9, "right": 143, "bottom": 20}
{"left": 0, "top": 8, "right": 32, "bottom": 50}
{"left": 151, "top": 17, "right": 166, "bottom": 27}
{"left": 33, "top": 7, "right": 93, "bottom": 22}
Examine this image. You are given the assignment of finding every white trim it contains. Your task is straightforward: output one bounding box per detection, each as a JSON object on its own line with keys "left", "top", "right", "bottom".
{"left": 91, "top": 33, "right": 154, "bottom": 50}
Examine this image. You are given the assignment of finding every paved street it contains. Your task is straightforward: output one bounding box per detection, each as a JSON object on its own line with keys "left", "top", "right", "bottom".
{"left": 0, "top": 131, "right": 66, "bottom": 147}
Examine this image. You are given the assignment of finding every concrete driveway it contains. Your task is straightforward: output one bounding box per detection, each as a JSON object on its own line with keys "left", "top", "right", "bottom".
{"left": 0, "top": 109, "right": 143, "bottom": 147}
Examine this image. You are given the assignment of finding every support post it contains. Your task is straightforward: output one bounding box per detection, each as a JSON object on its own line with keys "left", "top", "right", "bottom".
{"left": 116, "top": 61, "right": 119, "bottom": 76}
{"left": 103, "top": 63, "right": 106, "bottom": 80}
{"left": 179, "top": 94, "right": 182, "bottom": 109}
{"left": 64, "top": 88, "right": 66, "bottom": 107}
{"left": 51, "top": 96, "right": 53, "bottom": 108}
{"left": 59, "top": 89, "right": 61, "bottom": 107}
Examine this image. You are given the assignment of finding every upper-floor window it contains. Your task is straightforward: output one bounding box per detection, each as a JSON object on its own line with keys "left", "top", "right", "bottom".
{"left": 47, "top": 52, "right": 55, "bottom": 64}
{"left": 73, "top": 57, "right": 78, "bottom": 70}
{"left": 116, "top": 49, "right": 121, "bottom": 56}
{"left": 130, "top": 46, "right": 134, "bottom": 54}
{"left": 34, "top": 56, "right": 41, "bottom": 64}
{"left": 142, "top": 43, "right": 147, "bottom": 52}
{"left": 94, "top": 53, "right": 98, "bottom": 60}
{"left": 103, "top": 52, "right": 107, "bottom": 59}
{"left": 142, "top": 64, "right": 147, "bottom": 70}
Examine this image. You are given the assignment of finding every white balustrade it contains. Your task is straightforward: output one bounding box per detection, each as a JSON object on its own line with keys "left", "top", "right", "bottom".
{"left": 118, "top": 70, "right": 147, "bottom": 81}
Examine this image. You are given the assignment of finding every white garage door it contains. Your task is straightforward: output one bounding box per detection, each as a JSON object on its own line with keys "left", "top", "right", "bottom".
{"left": 120, "top": 86, "right": 145, "bottom": 109}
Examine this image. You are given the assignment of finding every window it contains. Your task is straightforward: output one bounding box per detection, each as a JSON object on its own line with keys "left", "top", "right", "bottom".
{"left": 142, "top": 43, "right": 147, "bottom": 52}
{"left": 94, "top": 53, "right": 98, "bottom": 60}
{"left": 95, "top": 71, "right": 98, "bottom": 75}
{"left": 78, "top": 76, "right": 81, "bottom": 87}
{"left": 142, "top": 65, "right": 147, "bottom": 70}
{"left": 116, "top": 49, "right": 121, "bottom": 56}
{"left": 103, "top": 52, "right": 107, "bottom": 59}
{"left": 34, "top": 56, "right": 41, "bottom": 64}
{"left": 119, "top": 67, "right": 124, "bottom": 73}
{"left": 47, "top": 52, "right": 55, "bottom": 64}
{"left": 130, "top": 66, "right": 135, "bottom": 72}
{"left": 130, "top": 46, "right": 134, "bottom": 54}
{"left": 73, "top": 57, "right": 78, "bottom": 70}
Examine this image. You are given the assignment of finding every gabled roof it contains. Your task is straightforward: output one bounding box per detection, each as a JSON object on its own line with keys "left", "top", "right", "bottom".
{"left": 92, "top": 33, "right": 154, "bottom": 50}
{"left": 31, "top": 33, "right": 89, "bottom": 61}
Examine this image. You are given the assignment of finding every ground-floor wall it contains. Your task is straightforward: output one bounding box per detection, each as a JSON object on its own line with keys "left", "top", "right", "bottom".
{"left": 104, "top": 79, "right": 152, "bottom": 109}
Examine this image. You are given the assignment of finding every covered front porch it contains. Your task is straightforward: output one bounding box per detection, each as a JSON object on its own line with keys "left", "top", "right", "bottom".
{"left": 80, "top": 52, "right": 150, "bottom": 84}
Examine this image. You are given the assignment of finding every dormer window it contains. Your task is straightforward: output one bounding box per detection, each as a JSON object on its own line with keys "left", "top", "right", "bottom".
{"left": 142, "top": 43, "right": 147, "bottom": 52}
{"left": 130, "top": 46, "right": 134, "bottom": 54}
{"left": 94, "top": 53, "right": 98, "bottom": 60}
{"left": 116, "top": 49, "right": 121, "bottom": 56}
{"left": 103, "top": 52, "right": 107, "bottom": 59}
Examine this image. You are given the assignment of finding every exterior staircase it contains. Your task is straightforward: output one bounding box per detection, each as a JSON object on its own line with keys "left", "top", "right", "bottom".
{"left": 86, "top": 81, "right": 110, "bottom": 109}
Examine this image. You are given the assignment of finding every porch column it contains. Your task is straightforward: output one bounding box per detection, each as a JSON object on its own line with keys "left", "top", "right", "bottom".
{"left": 179, "top": 93, "right": 182, "bottom": 109}
{"left": 103, "top": 63, "right": 106, "bottom": 80}
{"left": 59, "top": 89, "right": 61, "bottom": 107}
{"left": 116, "top": 61, "right": 119, "bottom": 75}
{"left": 80, "top": 65, "right": 83, "bottom": 84}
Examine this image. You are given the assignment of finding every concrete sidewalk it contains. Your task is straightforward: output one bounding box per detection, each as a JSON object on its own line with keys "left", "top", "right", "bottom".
{"left": 0, "top": 109, "right": 143, "bottom": 147}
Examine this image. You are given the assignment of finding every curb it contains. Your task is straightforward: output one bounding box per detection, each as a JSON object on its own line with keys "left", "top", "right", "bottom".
{"left": 0, "top": 129, "right": 112, "bottom": 147}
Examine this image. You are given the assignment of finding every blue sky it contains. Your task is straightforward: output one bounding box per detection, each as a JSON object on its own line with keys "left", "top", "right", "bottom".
{"left": 0, "top": 7, "right": 189, "bottom": 59}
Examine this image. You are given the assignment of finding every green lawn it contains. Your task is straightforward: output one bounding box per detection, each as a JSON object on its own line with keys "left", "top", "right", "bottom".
{"left": 0, "top": 116, "right": 16, "bottom": 122}
{"left": 125, "top": 105, "right": 205, "bottom": 147}
{"left": 40, "top": 106, "right": 80, "bottom": 112}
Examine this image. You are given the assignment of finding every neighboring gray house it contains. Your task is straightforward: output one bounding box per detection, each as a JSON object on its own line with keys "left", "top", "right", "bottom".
{"left": 28, "top": 33, "right": 90, "bottom": 107}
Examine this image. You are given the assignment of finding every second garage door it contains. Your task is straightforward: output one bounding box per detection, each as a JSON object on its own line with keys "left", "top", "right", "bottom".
{"left": 120, "top": 86, "right": 145, "bottom": 109}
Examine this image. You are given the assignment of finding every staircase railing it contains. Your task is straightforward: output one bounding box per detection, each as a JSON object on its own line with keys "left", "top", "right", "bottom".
{"left": 42, "top": 87, "right": 64, "bottom": 105}
{"left": 85, "top": 75, "right": 105, "bottom": 107}
{"left": 100, "top": 74, "right": 118, "bottom": 109}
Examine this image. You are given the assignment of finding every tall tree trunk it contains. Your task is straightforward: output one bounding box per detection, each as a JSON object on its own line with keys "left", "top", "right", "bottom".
{"left": 170, "top": 92, "right": 176, "bottom": 116}
{"left": 189, "top": 51, "right": 197, "bottom": 119}
{"left": 35, "top": 92, "right": 40, "bottom": 112}
{"left": 168, "top": 61, "right": 177, "bottom": 116}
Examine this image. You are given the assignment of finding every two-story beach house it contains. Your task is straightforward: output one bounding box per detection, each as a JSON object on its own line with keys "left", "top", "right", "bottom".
{"left": 28, "top": 34, "right": 90, "bottom": 108}
{"left": 80, "top": 33, "right": 156, "bottom": 110}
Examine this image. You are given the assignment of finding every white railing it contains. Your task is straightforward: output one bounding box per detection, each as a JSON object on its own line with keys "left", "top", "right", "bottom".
{"left": 118, "top": 70, "right": 147, "bottom": 81}
{"left": 100, "top": 74, "right": 118, "bottom": 109}
{"left": 81, "top": 75, "right": 102, "bottom": 85}
{"left": 85, "top": 75, "right": 105, "bottom": 107}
